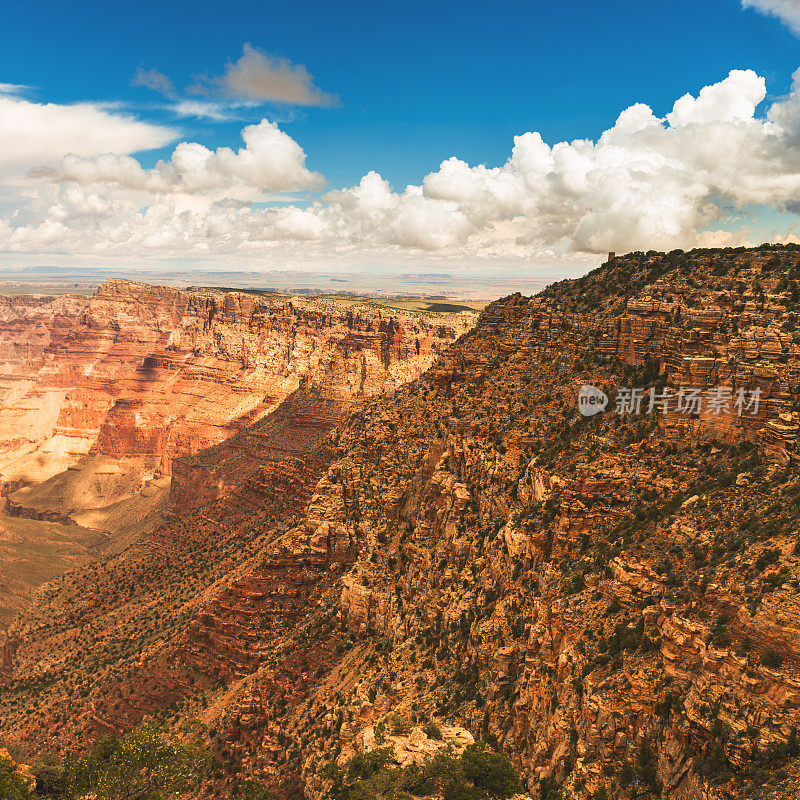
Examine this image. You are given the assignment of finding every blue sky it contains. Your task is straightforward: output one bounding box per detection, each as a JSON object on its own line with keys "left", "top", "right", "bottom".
{"left": 1, "top": 0, "right": 800, "bottom": 274}
{"left": 2, "top": 0, "right": 797, "bottom": 188}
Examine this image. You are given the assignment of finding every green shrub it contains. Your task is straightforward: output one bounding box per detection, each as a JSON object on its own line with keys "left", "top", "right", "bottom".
{"left": 762, "top": 650, "right": 784, "bottom": 669}
{"left": 698, "top": 739, "right": 731, "bottom": 780}
{"left": 540, "top": 777, "right": 565, "bottom": 800}
{"left": 637, "top": 740, "right": 660, "bottom": 792}
{"left": 618, "top": 760, "right": 634, "bottom": 788}
{"left": 345, "top": 747, "right": 396, "bottom": 782}
{"left": 374, "top": 721, "right": 387, "bottom": 744}
{"left": 29, "top": 760, "right": 62, "bottom": 798}
{"left": 329, "top": 741, "right": 520, "bottom": 800}
{"left": 709, "top": 614, "right": 731, "bottom": 648}
{"left": 462, "top": 743, "right": 520, "bottom": 798}
{"left": 423, "top": 722, "right": 443, "bottom": 740}
{"left": 62, "top": 720, "right": 211, "bottom": 800}
{"left": 0, "top": 752, "right": 33, "bottom": 800}
{"left": 444, "top": 776, "right": 483, "bottom": 800}
{"left": 237, "top": 778, "right": 274, "bottom": 800}
{"left": 389, "top": 714, "right": 413, "bottom": 736}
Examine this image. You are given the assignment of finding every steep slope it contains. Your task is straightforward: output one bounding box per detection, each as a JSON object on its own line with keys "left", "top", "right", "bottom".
{"left": 0, "top": 515, "right": 103, "bottom": 626}
{"left": 0, "top": 281, "right": 473, "bottom": 622}
{"left": 3, "top": 246, "right": 800, "bottom": 800}
{"left": 0, "top": 381, "right": 347, "bottom": 752}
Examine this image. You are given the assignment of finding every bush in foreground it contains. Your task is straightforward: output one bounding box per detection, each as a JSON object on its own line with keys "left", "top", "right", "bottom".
{"left": 0, "top": 751, "right": 34, "bottom": 800}
{"left": 62, "top": 721, "right": 212, "bottom": 800}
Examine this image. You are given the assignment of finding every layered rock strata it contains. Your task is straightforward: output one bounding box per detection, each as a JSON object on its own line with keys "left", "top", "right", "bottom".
{"left": 4, "top": 247, "right": 800, "bottom": 800}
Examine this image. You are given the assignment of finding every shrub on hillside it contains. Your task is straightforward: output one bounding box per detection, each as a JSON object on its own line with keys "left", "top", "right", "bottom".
{"left": 325, "top": 741, "right": 521, "bottom": 800}
{"left": 0, "top": 752, "right": 33, "bottom": 800}
{"left": 462, "top": 743, "right": 521, "bottom": 798}
{"left": 62, "top": 720, "right": 211, "bottom": 800}
{"left": 389, "top": 713, "right": 413, "bottom": 735}
{"left": 423, "top": 722, "right": 443, "bottom": 740}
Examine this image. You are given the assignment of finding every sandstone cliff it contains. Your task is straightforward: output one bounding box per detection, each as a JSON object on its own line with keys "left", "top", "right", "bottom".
{"left": 0, "top": 281, "right": 473, "bottom": 623}
{"left": 1, "top": 280, "right": 471, "bottom": 490}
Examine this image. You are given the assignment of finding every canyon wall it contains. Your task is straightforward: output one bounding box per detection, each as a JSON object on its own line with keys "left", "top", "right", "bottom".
{"left": 0, "top": 280, "right": 472, "bottom": 491}
{"left": 0, "top": 281, "right": 474, "bottom": 624}
{"left": 3, "top": 248, "right": 800, "bottom": 800}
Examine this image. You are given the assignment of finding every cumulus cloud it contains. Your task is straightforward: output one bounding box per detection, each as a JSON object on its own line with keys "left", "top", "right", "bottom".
{"left": 743, "top": 0, "right": 800, "bottom": 35}
{"left": 200, "top": 44, "right": 337, "bottom": 107}
{"left": 0, "top": 93, "right": 176, "bottom": 179}
{"left": 34, "top": 119, "right": 324, "bottom": 197}
{"left": 6, "top": 67, "right": 800, "bottom": 262}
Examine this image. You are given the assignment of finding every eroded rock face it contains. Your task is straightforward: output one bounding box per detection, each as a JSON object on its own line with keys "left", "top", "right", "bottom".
{"left": 0, "top": 281, "right": 472, "bottom": 491}
{"left": 0, "top": 280, "right": 471, "bottom": 521}
{"left": 4, "top": 247, "right": 800, "bottom": 800}
{"left": 0, "top": 281, "right": 474, "bottom": 625}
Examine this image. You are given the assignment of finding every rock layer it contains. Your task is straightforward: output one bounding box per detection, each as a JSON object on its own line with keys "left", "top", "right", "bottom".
{"left": 0, "top": 281, "right": 473, "bottom": 623}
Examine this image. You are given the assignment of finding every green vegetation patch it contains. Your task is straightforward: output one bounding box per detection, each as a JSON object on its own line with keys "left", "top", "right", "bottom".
{"left": 323, "top": 742, "right": 520, "bottom": 800}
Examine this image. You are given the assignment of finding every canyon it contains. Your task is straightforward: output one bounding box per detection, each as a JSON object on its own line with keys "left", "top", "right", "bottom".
{"left": 0, "top": 281, "right": 474, "bottom": 624}
{"left": 1, "top": 247, "right": 800, "bottom": 800}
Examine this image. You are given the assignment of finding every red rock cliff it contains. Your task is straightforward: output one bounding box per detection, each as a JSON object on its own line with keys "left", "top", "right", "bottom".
{"left": 0, "top": 281, "right": 474, "bottom": 491}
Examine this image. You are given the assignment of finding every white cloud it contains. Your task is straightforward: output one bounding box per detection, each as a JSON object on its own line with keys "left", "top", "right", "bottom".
{"left": 666, "top": 69, "right": 766, "bottom": 125}
{"left": 169, "top": 100, "right": 239, "bottom": 121}
{"left": 0, "top": 93, "right": 176, "bottom": 179}
{"left": 35, "top": 119, "right": 324, "bottom": 198}
{"left": 6, "top": 67, "right": 800, "bottom": 263}
{"left": 200, "top": 44, "right": 337, "bottom": 107}
{"left": 742, "top": 0, "right": 800, "bottom": 34}
{"left": 0, "top": 82, "right": 30, "bottom": 95}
